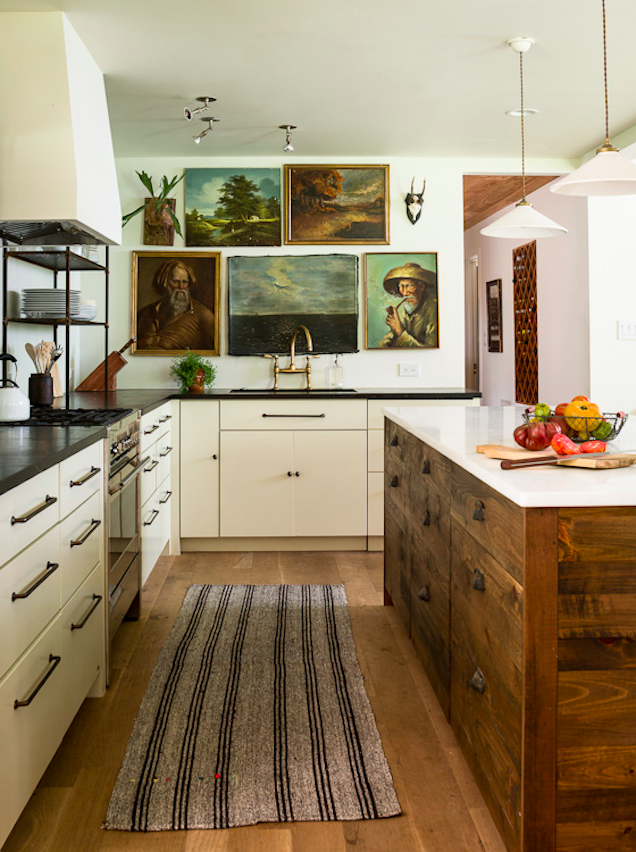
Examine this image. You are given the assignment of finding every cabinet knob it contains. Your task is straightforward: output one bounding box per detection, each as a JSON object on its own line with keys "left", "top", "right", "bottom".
{"left": 470, "top": 668, "right": 486, "bottom": 694}
{"left": 418, "top": 585, "right": 430, "bottom": 602}
{"left": 390, "top": 475, "right": 399, "bottom": 488}
{"left": 390, "top": 435, "right": 399, "bottom": 447}
{"left": 422, "top": 510, "right": 431, "bottom": 526}
{"left": 212, "top": 454, "right": 218, "bottom": 460}
{"left": 421, "top": 460, "right": 431, "bottom": 475}
{"left": 472, "top": 500, "right": 486, "bottom": 522}
{"left": 287, "top": 471, "right": 293, "bottom": 477}
{"left": 295, "top": 471, "right": 300, "bottom": 477}
{"left": 472, "top": 569, "right": 486, "bottom": 591}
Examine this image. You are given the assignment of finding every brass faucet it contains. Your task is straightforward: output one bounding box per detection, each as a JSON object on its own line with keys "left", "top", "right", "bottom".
{"left": 264, "top": 325, "right": 319, "bottom": 390}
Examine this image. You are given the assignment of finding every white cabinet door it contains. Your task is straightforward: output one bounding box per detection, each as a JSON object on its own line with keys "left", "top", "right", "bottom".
{"left": 220, "top": 431, "right": 294, "bottom": 538}
{"left": 181, "top": 401, "right": 220, "bottom": 538}
{"left": 293, "top": 431, "right": 367, "bottom": 537}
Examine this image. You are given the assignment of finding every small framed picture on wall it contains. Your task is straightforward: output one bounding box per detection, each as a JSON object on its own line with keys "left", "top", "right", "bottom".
{"left": 486, "top": 278, "right": 503, "bottom": 353}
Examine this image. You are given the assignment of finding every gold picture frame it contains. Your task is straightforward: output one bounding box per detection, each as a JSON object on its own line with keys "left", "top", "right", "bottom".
{"left": 284, "top": 165, "right": 389, "bottom": 244}
{"left": 131, "top": 251, "right": 221, "bottom": 356}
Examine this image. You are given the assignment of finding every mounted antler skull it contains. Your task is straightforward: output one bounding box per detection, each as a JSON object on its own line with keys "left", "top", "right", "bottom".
{"left": 405, "top": 177, "right": 426, "bottom": 224}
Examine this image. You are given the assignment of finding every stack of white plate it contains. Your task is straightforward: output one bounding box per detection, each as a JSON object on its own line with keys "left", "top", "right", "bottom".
{"left": 21, "top": 289, "right": 81, "bottom": 319}
{"left": 75, "top": 300, "right": 98, "bottom": 321}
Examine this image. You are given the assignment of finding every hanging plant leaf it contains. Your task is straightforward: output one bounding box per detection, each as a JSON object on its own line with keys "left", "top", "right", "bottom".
{"left": 136, "top": 170, "right": 156, "bottom": 196}
{"left": 165, "top": 206, "right": 183, "bottom": 238}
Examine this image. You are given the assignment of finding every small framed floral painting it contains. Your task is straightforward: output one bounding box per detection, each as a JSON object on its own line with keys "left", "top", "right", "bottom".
{"left": 364, "top": 252, "right": 439, "bottom": 349}
{"left": 284, "top": 165, "right": 389, "bottom": 244}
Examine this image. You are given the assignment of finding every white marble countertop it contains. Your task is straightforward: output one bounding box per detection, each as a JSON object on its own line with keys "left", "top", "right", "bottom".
{"left": 384, "top": 405, "right": 636, "bottom": 508}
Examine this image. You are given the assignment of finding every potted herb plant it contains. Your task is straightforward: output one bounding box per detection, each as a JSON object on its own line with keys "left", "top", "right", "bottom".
{"left": 122, "top": 170, "right": 184, "bottom": 245}
{"left": 170, "top": 351, "right": 216, "bottom": 394}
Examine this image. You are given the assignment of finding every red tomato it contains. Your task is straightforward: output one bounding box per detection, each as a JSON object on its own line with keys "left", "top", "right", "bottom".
{"left": 555, "top": 403, "right": 569, "bottom": 416}
{"left": 551, "top": 434, "right": 581, "bottom": 455}
{"left": 579, "top": 441, "right": 607, "bottom": 453}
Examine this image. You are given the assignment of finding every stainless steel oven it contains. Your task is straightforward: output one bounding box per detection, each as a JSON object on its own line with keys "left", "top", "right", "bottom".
{"left": 106, "top": 410, "right": 146, "bottom": 680}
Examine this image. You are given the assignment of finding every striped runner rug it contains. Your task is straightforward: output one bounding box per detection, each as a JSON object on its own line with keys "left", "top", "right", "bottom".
{"left": 104, "top": 584, "right": 401, "bottom": 831}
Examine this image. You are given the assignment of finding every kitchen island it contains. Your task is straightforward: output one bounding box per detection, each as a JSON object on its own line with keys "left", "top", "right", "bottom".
{"left": 383, "top": 405, "right": 636, "bottom": 852}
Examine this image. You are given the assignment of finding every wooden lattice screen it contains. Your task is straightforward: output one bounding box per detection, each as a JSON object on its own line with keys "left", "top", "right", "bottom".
{"left": 513, "top": 241, "right": 538, "bottom": 405}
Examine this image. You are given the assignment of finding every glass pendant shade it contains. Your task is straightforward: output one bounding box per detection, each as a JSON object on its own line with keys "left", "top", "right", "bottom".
{"left": 480, "top": 200, "right": 568, "bottom": 239}
{"left": 550, "top": 147, "right": 636, "bottom": 196}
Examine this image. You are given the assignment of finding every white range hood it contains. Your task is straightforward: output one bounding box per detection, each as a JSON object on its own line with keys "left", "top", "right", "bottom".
{"left": 0, "top": 12, "right": 121, "bottom": 245}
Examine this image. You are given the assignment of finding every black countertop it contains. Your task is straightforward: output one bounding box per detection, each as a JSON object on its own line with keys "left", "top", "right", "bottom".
{"left": 0, "top": 387, "right": 480, "bottom": 495}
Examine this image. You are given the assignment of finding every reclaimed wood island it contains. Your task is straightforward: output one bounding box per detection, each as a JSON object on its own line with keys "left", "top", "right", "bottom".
{"left": 383, "top": 405, "right": 636, "bottom": 852}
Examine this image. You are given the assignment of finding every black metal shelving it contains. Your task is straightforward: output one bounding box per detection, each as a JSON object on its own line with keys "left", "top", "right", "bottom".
{"left": 2, "top": 246, "right": 110, "bottom": 408}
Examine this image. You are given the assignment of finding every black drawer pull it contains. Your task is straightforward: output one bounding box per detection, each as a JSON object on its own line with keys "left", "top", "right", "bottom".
{"left": 70, "top": 466, "right": 101, "bottom": 487}
{"left": 418, "top": 585, "right": 430, "bottom": 602}
{"left": 11, "top": 494, "right": 57, "bottom": 526}
{"left": 12, "top": 561, "right": 59, "bottom": 601}
{"left": 212, "top": 454, "right": 218, "bottom": 460}
{"left": 472, "top": 500, "right": 486, "bottom": 522}
{"left": 71, "top": 594, "right": 102, "bottom": 630}
{"left": 390, "top": 475, "right": 399, "bottom": 488}
{"left": 70, "top": 518, "right": 101, "bottom": 547}
{"left": 14, "top": 654, "right": 61, "bottom": 709}
{"left": 159, "top": 446, "right": 172, "bottom": 457}
{"left": 470, "top": 668, "right": 486, "bottom": 694}
{"left": 287, "top": 471, "right": 293, "bottom": 477}
{"left": 262, "top": 413, "right": 325, "bottom": 418}
{"left": 390, "top": 435, "right": 398, "bottom": 447}
{"left": 421, "top": 460, "right": 431, "bottom": 475}
{"left": 159, "top": 490, "right": 172, "bottom": 504}
{"left": 422, "top": 511, "right": 431, "bottom": 526}
{"left": 472, "top": 569, "right": 486, "bottom": 591}
{"left": 144, "top": 508, "right": 160, "bottom": 526}
{"left": 144, "top": 423, "right": 160, "bottom": 435}
{"left": 144, "top": 459, "right": 160, "bottom": 472}
{"left": 158, "top": 415, "right": 172, "bottom": 423}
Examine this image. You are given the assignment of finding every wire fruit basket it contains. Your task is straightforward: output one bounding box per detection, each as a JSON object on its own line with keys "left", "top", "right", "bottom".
{"left": 522, "top": 408, "right": 628, "bottom": 443}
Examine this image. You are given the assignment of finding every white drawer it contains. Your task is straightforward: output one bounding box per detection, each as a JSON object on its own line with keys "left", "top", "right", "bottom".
{"left": 0, "top": 466, "right": 60, "bottom": 566}
{"left": 140, "top": 447, "right": 159, "bottom": 508}
{"left": 140, "top": 402, "right": 173, "bottom": 452}
{"left": 0, "top": 526, "right": 60, "bottom": 680}
{"left": 367, "top": 397, "right": 477, "bottom": 430}
{"left": 59, "top": 490, "right": 103, "bottom": 606}
{"left": 368, "top": 429, "right": 384, "bottom": 472}
{"left": 141, "top": 496, "right": 169, "bottom": 585}
{"left": 156, "top": 436, "right": 173, "bottom": 486}
{"left": 220, "top": 398, "right": 367, "bottom": 430}
{"left": 0, "top": 614, "right": 66, "bottom": 849}
{"left": 59, "top": 441, "right": 104, "bottom": 520}
{"left": 367, "top": 472, "right": 384, "bottom": 536}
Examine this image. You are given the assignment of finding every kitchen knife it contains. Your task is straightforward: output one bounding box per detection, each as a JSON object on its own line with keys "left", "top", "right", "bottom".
{"left": 500, "top": 451, "right": 636, "bottom": 469}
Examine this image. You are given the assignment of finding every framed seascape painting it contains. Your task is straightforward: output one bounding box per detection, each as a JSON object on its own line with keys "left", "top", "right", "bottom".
{"left": 284, "top": 165, "right": 389, "bottom": 244}
{"left": 227, "top": 254, "right": 359, "bottom": 356}
{"left": 131, "top": 251, "right": 221, "bottom": 356}
{"left": 364, "top": 252, "right": 439, "bottom": 349}
{"left": 184, "top": 168, "right": 281, "bottom": 247}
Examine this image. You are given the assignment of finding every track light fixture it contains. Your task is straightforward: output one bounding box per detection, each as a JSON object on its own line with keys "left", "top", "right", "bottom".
{"left": 279, "top": 124, "right": 297, "bottom": 153}
{"left": 184, "top": 96, "right": 216, "bottom": 122}
{"left": 193, "top": 117, "right": 220, "bottom": 145}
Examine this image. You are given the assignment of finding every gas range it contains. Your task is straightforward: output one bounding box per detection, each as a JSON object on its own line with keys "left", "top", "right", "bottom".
{"left": 0, "top": 407, "right": 133, "bottom": 427}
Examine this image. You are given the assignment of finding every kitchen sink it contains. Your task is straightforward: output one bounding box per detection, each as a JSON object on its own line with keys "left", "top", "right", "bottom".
{"left": 229, "top": 388, "right": 358, "bottom": 393}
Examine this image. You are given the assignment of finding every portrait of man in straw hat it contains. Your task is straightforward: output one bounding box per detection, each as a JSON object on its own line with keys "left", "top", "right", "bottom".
{"left": 365, "top": 254, "right": 438, "bottom": 349}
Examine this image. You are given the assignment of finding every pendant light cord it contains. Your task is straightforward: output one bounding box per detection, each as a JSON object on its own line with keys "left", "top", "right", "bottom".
{"left": 602, "top": 0, "right": 610, "bottom": 146}
{"left": 520, "top": 50, "right": 526, "bottom": 201}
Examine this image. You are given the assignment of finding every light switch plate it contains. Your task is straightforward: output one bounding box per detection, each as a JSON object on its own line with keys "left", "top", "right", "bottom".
{"left": 399, "top": 363, "right": 419, "bottom": 377}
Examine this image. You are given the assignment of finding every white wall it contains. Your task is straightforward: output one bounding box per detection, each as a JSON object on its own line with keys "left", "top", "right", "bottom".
{"left": 464, "top": 182, "right": 589, "bottom": 407}
{"left": 79, "top": 155, "right": 469, "bottom": 391}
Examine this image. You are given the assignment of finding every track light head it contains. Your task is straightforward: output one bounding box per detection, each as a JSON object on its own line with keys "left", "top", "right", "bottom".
{"left": 279, "top": 124, "right": 297, "bottom": 154}
{"left": 184, "top": 96, "right": 216, "bottom": 122}
{"left": 192, "top": 116, "right": 220, "bottom": 144}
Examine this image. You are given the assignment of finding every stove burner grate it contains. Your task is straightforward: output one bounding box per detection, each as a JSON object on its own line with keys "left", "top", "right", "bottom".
{"left": 0, "top": 407, "right": 133, "bottom": 427}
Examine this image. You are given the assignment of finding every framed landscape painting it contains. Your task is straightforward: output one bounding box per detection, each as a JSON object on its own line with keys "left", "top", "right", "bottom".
{"left": 284, "top": 165, "right": 389, "bottom": 244}
{"left": 227, "top": 254, "right": 359, "bottom": 356}
{"left": 365, "top": 252, "right": 438, "bottom": 349}
{"left": 131, "top": 251, "right": 221, "bottom": 356}
{"left": 185, "top": 168, "right": 281, "bottom": 247}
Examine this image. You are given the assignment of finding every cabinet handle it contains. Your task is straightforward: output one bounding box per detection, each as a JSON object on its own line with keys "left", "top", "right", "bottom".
{"left": 262, "top": 413, "right": 326, "bottom": 418}
{"left": 144, "top": 459, "right": 160, "bottom": 472}
{"left": 12, "top": 561, "right": 59, "bottom": 601}
{"left": 422, "top": 511, "right": 431, "bottom": 526}
{"left": 390, "top": 475, "right": 399, "bottom": 488}
{"left": 421, "top": 460, "right": 431, "bottom": 475}
{"left": 472, "top": 500, "right": 486, "bottom": 522}
{"left": 71, "top": 594, "right": 102, "bottom": 630}
{"left": 14, "top": 654, "right": 61, "bottom": 709}
{"left": 159, "top": 446, "right": 172, "bottom": 457}
{"left": 390, "top": 435, "right": 398, "bottom": 447}
{"left": 295, "top": 471, "right": 300, "bottom": 477}
{"left": 110, "top": 455, "right": 151, "bottom": 494}
{"left": 418, "top": 585, "right": 430, "bottom": 602}
{"left": 70, "top": 518, "right": 101, "bottom": 547}
{"left": 159, "top": 490, "right": 172, "bottom": 504}
{"left": 472, "top": 569, "right": 486, "bottom": 591}
{"left": 470, "top": 668, "right": 486, "bottom": 694}
{"left": 144, "top": 508, "right": 160, "bottom": 526}
{"left": 69, "top": 466, "right": 101, "bottom": 487}
{"left": 158, "top": 415, "right": 172, "bottom": 423}
{"left": 212, "top": 454, "right": 218, "bottom": 460}
{"left": 144, "top": 424, "right": 160, "bottom": 435}
{"left": 287, "top": 471, "right": 293, "bottom": 477}
{"left": 11, "top": 494, "right": 57, "bottom": 526}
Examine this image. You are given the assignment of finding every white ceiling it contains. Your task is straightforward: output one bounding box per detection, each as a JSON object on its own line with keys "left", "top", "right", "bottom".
{"left": 3, "top": 0, "right": 636, "bottom": 161}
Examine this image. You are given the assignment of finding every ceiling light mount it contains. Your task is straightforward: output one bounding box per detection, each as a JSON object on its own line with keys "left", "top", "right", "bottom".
{"left": 279, "top": 124, "right": 297, "bottom": 153}
{"left": 184, "top": 96, "right": 216, "bottom": 122}
{"left": 193, "top": 116, "right": 220, "bottom": 145}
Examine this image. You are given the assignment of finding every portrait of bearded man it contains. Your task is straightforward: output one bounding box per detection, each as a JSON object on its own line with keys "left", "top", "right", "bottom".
{"left": 378, "top": 261, "right": 438, "bottom": 349}
{"left": 134, "top": 256, "right": 219, "bottom": 354}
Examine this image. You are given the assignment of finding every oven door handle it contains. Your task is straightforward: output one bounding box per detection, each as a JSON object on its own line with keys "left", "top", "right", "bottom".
{"left": 109, "top": 455, "right": 151, "bottom": 495}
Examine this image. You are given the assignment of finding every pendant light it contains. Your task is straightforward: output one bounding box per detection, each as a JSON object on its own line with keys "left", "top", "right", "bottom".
{"left": 481, "top": 38, "right": 567, "bottom": 239}
{"left": 551, "top": 0, "right": 636, "bottom": 196}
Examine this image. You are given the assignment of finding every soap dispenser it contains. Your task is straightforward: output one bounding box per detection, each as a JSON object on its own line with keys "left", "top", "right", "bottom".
{"left": 329, "top": 354, "right": 344, "bottom": 389}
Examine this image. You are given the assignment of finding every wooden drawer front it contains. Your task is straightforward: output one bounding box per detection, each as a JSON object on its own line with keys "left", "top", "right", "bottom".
{"left": 451, "top": 464, "right": 524, "bottom": 583}
{"left": 368, "top": 397, "right": 476, "bottom": 430}
{"left": 558, "top": 508, "right": 636, "bottom": 639}
{"left": 368, "top": 472, "right": 384, "bottom": 536}
{"left": 0, "top": 526, "right": 60, "bottom": 680}
{"left": 140, "top": 402, "right": 173, "bottom": 452}
{"left": 59, "top": 441, "right": 103, "bottom": 521}
{"left": 59, "top": 564, "right": 105, "bottom": 719}
{"left": 409, "top": 439, "right": 451, "bottom": 505}
{"left": 220, "top": 398, "right": 366, "bottom": 431}
{"left": 384, "top": 499, "right": 410, "bottom": 633}
{"left": 140, "top": 447, "right": 159, "bottom": 509}
{"left": 368, "top": 428, "right": 384, "bottom": 472}
{"left": 384, "top": 419, "right": 415, "bottom": 471}
{"left": 0, "top": 615, "right": 66, "bottom": 849}
{"left": 59, "top": 490, "right": 103, "bottom": 606}
{"left": 409, "top": 485, "right": 450, "bottom": 569}
{"left": 410, "top": 544, "right": 450, "bottom": 716}
{"left": 156, "top": 436, "right": 173, "bottom": 487}
{"left": 384, "top": 467, "right": 409, "bottom": 518}
{"left": 0, "top": 466, "right": 60, "bottom": 566}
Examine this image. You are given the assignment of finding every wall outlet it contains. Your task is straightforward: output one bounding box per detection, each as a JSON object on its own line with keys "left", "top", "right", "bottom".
{"left": 618, "top": 320, "right": 636, "bottom": 340}
{"left": 399, "top": 363, "right": 419, "bottom": 377}
{"left": 501, "top": 399, "right": 512, "bottom": 406}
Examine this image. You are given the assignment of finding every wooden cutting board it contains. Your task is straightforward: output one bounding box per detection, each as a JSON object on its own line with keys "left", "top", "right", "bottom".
{"left": 476, "top": 443, "right": 559, "bottom": 460}
{"left": 476, "top": 444, "right": 636, "bottom": 469}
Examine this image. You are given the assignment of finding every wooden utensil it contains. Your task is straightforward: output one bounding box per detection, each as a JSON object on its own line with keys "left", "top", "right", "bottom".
{"left": 24, "top": 343, "right": 39, "bottom": 372}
